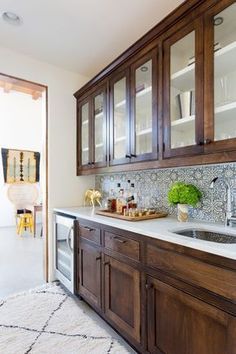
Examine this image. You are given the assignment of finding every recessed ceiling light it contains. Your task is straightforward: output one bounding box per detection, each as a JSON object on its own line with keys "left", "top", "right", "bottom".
{"left": 214, "top": 17, "right": 224, "bottom": 26}
{"left": 140, "top": 66, "right": 148, "bottom": 72}
{"left": 2, "top": 11, "right": 22, "bottom": 25}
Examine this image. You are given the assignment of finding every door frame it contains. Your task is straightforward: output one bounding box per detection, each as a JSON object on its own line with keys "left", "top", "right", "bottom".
{"left": 0, "top": 72, "right": 49, "bottom": 282}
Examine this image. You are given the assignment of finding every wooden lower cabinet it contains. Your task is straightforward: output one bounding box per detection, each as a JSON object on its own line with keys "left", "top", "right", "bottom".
{"left": 78, "top": 241, "right": 102, "bottom": 310}
{"left": 146, "top": 275, "right": 236, "bottom": 354}
{"left": 76, "top": 221, "right": 236, "bottom": 354}
{"left": 104, "top": 255, "right": 141, "bottom": 343}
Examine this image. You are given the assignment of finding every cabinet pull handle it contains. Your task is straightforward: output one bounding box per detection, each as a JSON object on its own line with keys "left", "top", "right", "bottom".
{"left": 91, "top": 162, "right": 95, "bottom": 165}
{"left": 88, "top": 162, "right": 91, "bottom": 165}
{"left": 96, "top": 256, "right": 101, "bottom": 261}
{"left": 197, "top": 140, "right": 204, "bottom": 146}
{"left": 204, "top": 138, "right": 212, "bottom": 145}
{"left": 103, "top": 261, "right": 110, "bottom": 266}
{"left": 145, "top": 283, "right": 153, "bottom": 290}
{"left": 125, "top": 154, "right": 131, "bottom": 158}
{"left": 113, "top": 236, "right": 127, "bottom": 243}
{"left": 83, "top": 226, "right": 94, "bottom": 232}
{"left": 131, "top": 154, "right": 137, "bottom": 158}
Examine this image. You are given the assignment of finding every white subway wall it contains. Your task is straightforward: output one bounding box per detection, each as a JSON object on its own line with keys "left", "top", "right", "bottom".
{"left": 0, "top": 45, "right": 95, "bottom": 280}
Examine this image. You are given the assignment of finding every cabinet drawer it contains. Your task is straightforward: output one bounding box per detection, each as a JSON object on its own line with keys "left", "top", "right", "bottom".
{"left": 104, "top": 231, "right": 140, "bottom": 261}
{"left": 79, "top": 224, "right": 101, "bottom": 244}
{"left": 146, "top": 243, "right": 236, "bottom": 301}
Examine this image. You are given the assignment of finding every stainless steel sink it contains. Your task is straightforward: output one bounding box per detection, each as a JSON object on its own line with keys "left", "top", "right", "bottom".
{"left": 173, "top": 229, "right": 236, "bottom": 244}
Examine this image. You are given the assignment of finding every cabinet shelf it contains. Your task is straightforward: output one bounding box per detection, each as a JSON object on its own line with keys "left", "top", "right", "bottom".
{"left": 114, "top": 86, "right": 152, "bottom": 110}
{"left": 171, "top": 102, "right": 236, "bottom": 132}
{"left": 114, "top": 136, "right": 126, "bottom": 143}
{"left": 95, "top": 112, "right": 104, "bottom": 119}
{"left": 136, "top": 128, "right": 152, "bottom": 136}
{"left": 95, "top": 143, "right": 104, "bottom": 148}
{"left": 171, "top": 115, "right": 195, "bottom": 130}
{"left": 136, "top": 86, "right": 152, "bottom": 97}
{"left": 171, "top": 41, "right": 236, "bottom": 91}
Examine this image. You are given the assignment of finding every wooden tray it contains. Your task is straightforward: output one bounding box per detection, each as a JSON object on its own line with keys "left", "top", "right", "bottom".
{"left": 96, "top": 209, "right": 168, "bottom": 221}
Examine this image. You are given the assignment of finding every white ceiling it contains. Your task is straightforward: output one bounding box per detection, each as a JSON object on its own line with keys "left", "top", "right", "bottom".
{"left": 0, "top": 0, "right": 184, "bottom": 78}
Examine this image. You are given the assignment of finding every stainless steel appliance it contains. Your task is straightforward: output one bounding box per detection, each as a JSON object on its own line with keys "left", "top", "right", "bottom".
{"left": 54, "top": 213, "right": 75, "bottom": 293}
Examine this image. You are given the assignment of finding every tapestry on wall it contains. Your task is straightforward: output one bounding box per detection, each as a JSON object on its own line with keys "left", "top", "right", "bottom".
{"left": 1, "top": 148, "right": 40, "bottom": 183}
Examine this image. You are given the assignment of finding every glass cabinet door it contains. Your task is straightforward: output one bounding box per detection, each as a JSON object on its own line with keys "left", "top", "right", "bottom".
{"left": 80, "top": 101, "right": 90, "bottom": 167}
{"left": 163, "top": 21, "right": 204, "bottom": 158}
{"left": 213, "top": 2, "right": 236, "bottom": 142}
{"left": 131, "top": 50, "right": 158, "bottom": 162}
{"left": 93, "top": 90, "right": 106, "bottom": 166}
{"left": 110, "top": 71, "right": 130, "bottom": 165}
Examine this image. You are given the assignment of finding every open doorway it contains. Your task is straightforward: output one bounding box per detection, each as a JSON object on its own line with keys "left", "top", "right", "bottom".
{"left": 0, "top": 73, "right": 48, "bottom": 299}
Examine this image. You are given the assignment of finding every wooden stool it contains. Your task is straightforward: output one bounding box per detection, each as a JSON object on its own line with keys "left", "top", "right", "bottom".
{"left": 17, "top": 213, "right": 34, "bottom": 236}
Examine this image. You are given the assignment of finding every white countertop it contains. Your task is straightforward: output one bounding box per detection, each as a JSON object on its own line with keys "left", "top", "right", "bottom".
{"left": 54, "top": 206, "right": 236, "bottom": 261}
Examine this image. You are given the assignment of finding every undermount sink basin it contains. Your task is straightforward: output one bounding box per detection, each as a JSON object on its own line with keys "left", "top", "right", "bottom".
{"left": 173, "top": 229, "right": 236, "bottom": 244}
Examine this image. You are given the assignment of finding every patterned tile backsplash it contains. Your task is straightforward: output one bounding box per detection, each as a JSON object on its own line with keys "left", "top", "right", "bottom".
{"left": 95, "top": 163, "right": 236, "bottom": 223}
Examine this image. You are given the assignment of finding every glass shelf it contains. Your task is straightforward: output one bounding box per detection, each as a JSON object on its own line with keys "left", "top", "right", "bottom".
{"left": 114, "top": 136, "right": 126, "bottom": 143}
{"left": 171, "top": 41, "right": 236, "bottom": 91}
{"left": 95, "top": 143, "right": 104, "bottom": 148}
{"left": 136, "top": 128, "right": 152, "bottom": 136}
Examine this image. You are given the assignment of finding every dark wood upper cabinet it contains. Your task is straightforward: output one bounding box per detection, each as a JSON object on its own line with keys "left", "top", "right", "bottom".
{"left": 77, "top": 82, "right": 108, "bottom": 173}
{"left": 91, "top": 84, "right": 107, "bottom": 168}
{"left": 109, "top": 49, "right": 158, "bottom": 166}
{"left": 204, "top": 0, "right": 236, "bottom": 154}
{"left": 130, "top": 49, "right": 158, "bottom": 163}
{"left": 75, "top": 0, "right": 236, "bottom": 175}
{"left": 163, "top": 18, "right": 204, "bottom": 159}
{"left": 77, "top": 97, "right": 91, "bottom": 171}
{"left": 109, "top": 69, "right": 130, "bottom": 166}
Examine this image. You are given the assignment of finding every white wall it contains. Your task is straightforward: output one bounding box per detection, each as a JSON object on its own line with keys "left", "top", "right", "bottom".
{"left": 0, "top": 90, "right": 43, "bottom": 227}
{"left": 0, "top": 45, "right": 95, "bottom": 280}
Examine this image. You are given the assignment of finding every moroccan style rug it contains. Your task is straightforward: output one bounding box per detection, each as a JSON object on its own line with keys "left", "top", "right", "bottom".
{"left": 0, "top": 283, "right": 134, "bottom": 354}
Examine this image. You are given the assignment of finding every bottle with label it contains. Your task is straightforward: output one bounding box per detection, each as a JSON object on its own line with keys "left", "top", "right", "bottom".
{"left": 107, "top": 188, "right": 116, "bottom": 212}
{"left": 130, "top": 183, "right": 137, "bottom": 209}
{"left": 116, "top": 183, "right": 123, "bottom": 213}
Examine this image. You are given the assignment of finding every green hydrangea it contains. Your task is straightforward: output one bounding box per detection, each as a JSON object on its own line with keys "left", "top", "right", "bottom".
{"left": 168, "top": 182, "right": 202, "bottom": 207}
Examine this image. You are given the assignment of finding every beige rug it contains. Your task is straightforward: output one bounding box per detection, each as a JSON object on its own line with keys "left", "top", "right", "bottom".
{"left": 0, "top": 283, "right": 134, "bottom": 354}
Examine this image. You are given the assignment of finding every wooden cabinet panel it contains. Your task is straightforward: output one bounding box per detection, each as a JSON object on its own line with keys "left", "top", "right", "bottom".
{"left": 77, "top": 82, "right": 108, "bottom": 173}
{"left": 163, "top": 18, "right": 204, "bottom": 159}
{"left": 104, "top": 255, "right": 141, "bottom": 343}
{"left": 130, "top": 49, "right": 158, "bottom": 163}
{"left": 77, "top": 98, "right": 91, "bottom": 171}
{"left": 78, "top": 241, "right": 102, "bottom": 310}
{"left": 75, "top": 220, "right": 236, "bottom": 354}
{"left": 104, "top": 231, "right": 140, "bottom": 261}
{"left": 109, "top": 69, "right": 131, "bottom": 166}
{"left": 75, "top": 0, "right": 236, "bottom": 175}
{"left": 79, "top": 224, "right": 101, "bottom": 245}
{"left": 91, "top": 85, "right": 107, "bottom": 168}
{"left": 146, "top": 243, "right": 236, "bottom": 301}
{"left": 147, "top": 276, "right": 236, "bottom": 354}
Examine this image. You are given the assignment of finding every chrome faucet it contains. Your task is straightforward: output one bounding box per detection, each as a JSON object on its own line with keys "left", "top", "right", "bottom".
{"left": 210, "top": 177, "right": 236, "bottom": 227}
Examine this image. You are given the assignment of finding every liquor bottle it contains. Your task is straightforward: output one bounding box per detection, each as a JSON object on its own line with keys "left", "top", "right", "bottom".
{"left": 107, "top": 188, "right": 116, "bottom": 212}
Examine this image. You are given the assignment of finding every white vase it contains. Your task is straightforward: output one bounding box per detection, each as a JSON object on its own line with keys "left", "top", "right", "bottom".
{"left": 177, "top": 204, "right": 188, "bottom": 222}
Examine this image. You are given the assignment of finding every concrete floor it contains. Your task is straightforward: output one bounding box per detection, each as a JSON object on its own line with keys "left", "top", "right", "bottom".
{"left": 0, "top": 225, "right": 45, "bottom": 299}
